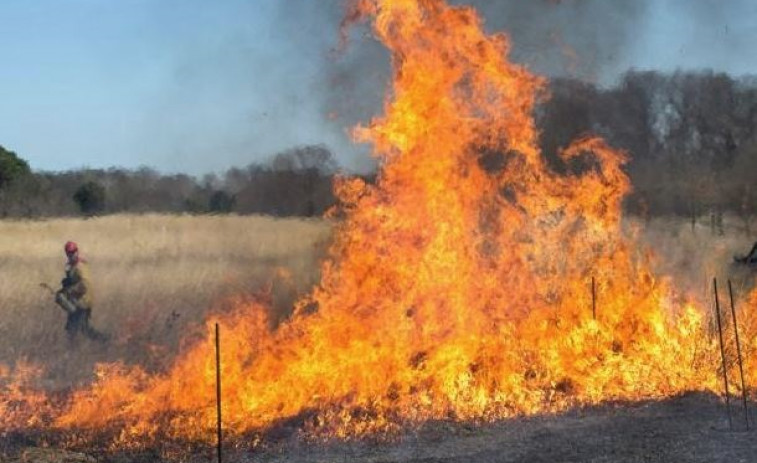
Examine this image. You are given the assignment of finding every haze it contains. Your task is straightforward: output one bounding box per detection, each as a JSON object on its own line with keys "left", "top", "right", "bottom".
{"left": 0, "top": 0, "right": 754, "bottom": 174}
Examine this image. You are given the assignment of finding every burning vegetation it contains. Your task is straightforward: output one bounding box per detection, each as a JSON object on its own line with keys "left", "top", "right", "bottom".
{"left": 2, "top": 0, "right": 757, "bottom": 455}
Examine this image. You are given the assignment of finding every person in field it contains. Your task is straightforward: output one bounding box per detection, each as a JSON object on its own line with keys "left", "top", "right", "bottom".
{"left": 56, "top": 241, "right": 106, "bottom": 342}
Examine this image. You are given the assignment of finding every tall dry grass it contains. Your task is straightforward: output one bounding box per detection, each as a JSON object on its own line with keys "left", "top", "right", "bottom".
{"left": 0, "top": 214, "right": 331, "bottom": 386}
{"left": 1, "top": 212, "right": 754, "bottom": 389}
{"left": 636, "top": 215, "right": 757, "bottom": 306}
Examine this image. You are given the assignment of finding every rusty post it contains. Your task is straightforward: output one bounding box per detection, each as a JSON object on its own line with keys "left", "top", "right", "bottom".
{"left": 728, "top": 280, "right": 750, "bottom": 430}
{"left": 591, "top": 276, "right": 596, "bottom": 320}
{"left": 713, "top": 278, "right": 733, "bottom": 430}
{"left": 215, "top": 323, "right": 223, "bottom": 463}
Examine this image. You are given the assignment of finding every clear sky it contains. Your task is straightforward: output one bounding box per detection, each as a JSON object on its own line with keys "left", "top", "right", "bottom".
{"left": 0, "top": 0, "right": 755, "bottom": 174}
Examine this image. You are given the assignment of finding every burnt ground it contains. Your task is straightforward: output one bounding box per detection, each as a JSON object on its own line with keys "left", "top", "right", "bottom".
{"left": 3, "top": 392, "right": 757, "bottom": 463}
{"left": 245, "top": 392, "right": 757, "bottom": 463}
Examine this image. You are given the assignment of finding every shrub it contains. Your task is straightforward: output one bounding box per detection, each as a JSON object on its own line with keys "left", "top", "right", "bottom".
{"left": 73, "top": 181, "right": 106, "bottom": 216}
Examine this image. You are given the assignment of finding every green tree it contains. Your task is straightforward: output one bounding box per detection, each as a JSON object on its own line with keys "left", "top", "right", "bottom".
{"left": 0, "top": 145, "right": 31, "bottom": 189}
{"left": 73, "top": 181, "right": 106, "bottom": 216}
{"left": 208, "top": 190, "right": 236, "bottom": 214}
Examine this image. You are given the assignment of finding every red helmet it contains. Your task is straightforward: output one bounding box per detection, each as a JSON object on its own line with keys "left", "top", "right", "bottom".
{"left": 64, "top": 241, "right": 78, "bottom": 255}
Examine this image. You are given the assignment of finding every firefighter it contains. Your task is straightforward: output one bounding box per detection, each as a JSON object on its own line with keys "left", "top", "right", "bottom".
{"left": 56, "top": 241, "right": 105, "bottom": 342}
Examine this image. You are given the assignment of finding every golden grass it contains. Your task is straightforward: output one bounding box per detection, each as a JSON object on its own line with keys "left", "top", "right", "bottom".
{"left": 1, "top": 212, "right": 754, "bottom": 388}
{"left": 0, "top": 214, "right": 332, "bottom": 386}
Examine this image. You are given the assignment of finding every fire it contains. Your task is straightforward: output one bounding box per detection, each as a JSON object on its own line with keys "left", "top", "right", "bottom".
{"left": 2, "top": 0, "right": 756, "bottom": 449}
{"left": 0, "top": 362, "right": 56, "bottom": 430}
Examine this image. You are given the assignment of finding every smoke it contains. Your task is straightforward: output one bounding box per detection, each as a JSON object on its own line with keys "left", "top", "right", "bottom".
{"left": 636, "top": 215, "right": 757, "bottom": 311}
{"left": 268, "top": 0, "right": 388, "bottom": 173}
{"left": 464, "top": 0, "right": 757, "bottom": 84}
{"left": 139, "top": 0, "right": 755, "bottom": 174}
{"left": 272, "top": 0, "right": 653, "bottom": 172}
{"left": 460, "top": 0, "right": 651, "bottom": 85}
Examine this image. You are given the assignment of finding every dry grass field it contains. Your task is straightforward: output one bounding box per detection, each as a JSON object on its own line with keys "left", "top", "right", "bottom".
{"left": 2, "top": 213, "right": 757, "bottom": 462}
{"left": 636, "top": 215, "right": 757, "bottom": 306}
{"left": 0, "top": 212, "right": 755, "bottom": 391}
{"left": 0, "top": 214, "right": 332, "bottom": 387}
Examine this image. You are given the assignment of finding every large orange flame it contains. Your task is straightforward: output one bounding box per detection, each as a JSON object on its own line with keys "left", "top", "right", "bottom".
{"left": 2, "top": 0, "right": 755, "bottom": 448}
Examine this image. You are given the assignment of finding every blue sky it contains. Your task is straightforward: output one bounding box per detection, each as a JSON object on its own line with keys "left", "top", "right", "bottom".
{"left": 631, "top": 0, "right": 757, "bottom": 76}
{"left": 0, "top": 0, "right": 755, "bottom": 174}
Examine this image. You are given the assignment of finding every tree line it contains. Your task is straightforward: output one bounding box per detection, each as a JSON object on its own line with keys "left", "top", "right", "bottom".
{"left": 1, "top": 69, "right": 756, "bottom": 224}
{"left": 0, "top": 145, "right": 338, "bottom": 218}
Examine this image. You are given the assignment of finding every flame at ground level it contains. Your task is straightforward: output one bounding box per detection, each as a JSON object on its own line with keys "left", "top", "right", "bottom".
{"left": 3, "top": 0, "right": 757, "bottom": 449}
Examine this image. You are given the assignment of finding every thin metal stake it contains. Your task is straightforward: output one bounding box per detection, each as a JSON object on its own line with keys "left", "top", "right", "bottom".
{"left": 216, "top": 323, "right": 223, "bottom": 463}
{"left": 591, "top": 276, "right": 596, "bottom": 320}
{"left": 714, "top": 278, "right": 733, "bottom": 430}
{"left": 728, "top": 280, "right": 750, "bottom": 430}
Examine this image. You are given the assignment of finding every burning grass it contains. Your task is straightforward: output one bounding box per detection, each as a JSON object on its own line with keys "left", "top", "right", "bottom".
{"left": 0, "top": 214, "right": 331, "bottom": 387}
{"left": 3, "top": 0, "right": 757, "bottom": 458}
{"left": 0, "top": 212, "right": 750, "bottom": 450}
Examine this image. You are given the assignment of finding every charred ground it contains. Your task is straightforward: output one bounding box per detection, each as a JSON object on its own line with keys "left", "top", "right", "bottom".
{"left": 2, "top": 393, "right": 755, "bottom": 462}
